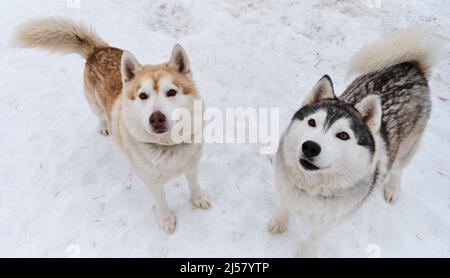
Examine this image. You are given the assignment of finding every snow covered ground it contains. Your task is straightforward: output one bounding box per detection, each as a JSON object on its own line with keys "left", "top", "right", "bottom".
{"left": 0, "top": 0, "right": 449, "bottom": 258}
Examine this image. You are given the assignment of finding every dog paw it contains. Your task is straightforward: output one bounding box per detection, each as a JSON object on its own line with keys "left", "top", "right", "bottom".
{"left": 160, "top": 212, "right": 177, "bottom": 234}
{"left": 267, "top": 217, "right": 287, "bottom": 234}
{"left": 384, "top": 186, "right": 399, "bottom": 203}
{"left": 191, "top": 193, "right": 212, "bottom": 209}
{"left": 99, "top": 125, "right": 110, "bottom": 136}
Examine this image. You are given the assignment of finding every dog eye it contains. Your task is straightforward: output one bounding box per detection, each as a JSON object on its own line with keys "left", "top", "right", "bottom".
{"left": 139, "top": 92, "right": 149, "bottom": 100}
{"left": 167, "top": 89, "right": 178, "bottom": 97}
{"left": 337, "top": 132, "right": 350, "bottom": 141}
{"left": 308, "top": 119, "right": 317, "bottom": 128}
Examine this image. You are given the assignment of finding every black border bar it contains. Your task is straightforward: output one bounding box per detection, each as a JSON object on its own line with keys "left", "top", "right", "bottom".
{"left": 0, "top": 259, "right": 449, "bottom": 275}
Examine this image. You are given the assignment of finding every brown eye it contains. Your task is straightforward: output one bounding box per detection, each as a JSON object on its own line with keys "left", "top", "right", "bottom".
{"left": 139, "top": 92, "right": 149, "bottom": 100}
{"left": 337, "top": 132, "right": 350, "bottom": 141}
{"left": 167, "top": 89, "right": 178, "bottom": 97}
{"left": 308, "top": 119, "right": 316, "bottom": 128}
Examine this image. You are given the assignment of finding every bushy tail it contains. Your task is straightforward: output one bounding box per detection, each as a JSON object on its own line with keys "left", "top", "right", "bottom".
{"left": 13, "top": 17, "right": 108, "bottom": 59}
{"left": 349, "top": 27, "right": 442, "bottom": 76}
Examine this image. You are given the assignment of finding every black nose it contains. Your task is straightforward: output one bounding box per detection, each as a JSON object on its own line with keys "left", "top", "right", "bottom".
{"left": 302, "top": 141, "right": 321, "bottom": 158}
{"left": 149, "top": 111, "right": 166, "bottom": 131}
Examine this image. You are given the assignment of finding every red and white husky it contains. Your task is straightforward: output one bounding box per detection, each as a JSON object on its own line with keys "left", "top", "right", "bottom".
{"left": 14, "top": 17, "right": 211, "bottom": 233}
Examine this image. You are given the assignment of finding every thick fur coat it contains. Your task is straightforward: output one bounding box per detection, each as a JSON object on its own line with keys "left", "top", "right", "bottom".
{"left": 14, "top": 18, "right": 211, "bottom": 233}
{"left": 269, "top": 28, "right": 440, "bottom": 257}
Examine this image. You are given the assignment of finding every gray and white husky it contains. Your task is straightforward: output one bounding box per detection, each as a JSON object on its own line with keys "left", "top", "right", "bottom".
{"left": 268, "top": 28, "right": 441, "bottom": 257}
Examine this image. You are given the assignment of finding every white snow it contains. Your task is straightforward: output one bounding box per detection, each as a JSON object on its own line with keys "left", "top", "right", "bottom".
{"left": 0, "top": 0, "right": 449, "bottom": 258}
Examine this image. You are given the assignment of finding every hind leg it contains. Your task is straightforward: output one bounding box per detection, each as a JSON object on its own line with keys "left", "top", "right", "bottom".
{"left": 84, "top": 85, "right": 110, "bottom": 136}
{"left": 97, "top": 117, "right": 110, "bottom": 136}
{"left": 384, "top": 171, "right": 402, "bottom": 203}
{"left": 384, "top": 133, "right": 422, "bottom": 203}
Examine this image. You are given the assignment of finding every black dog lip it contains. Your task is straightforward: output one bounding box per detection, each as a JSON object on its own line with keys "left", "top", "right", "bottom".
{"left": 300, "top": 159, "right": 320, "bottom": 171}
{"left": 154, "top": 129, "right": 168, "bottom": 134}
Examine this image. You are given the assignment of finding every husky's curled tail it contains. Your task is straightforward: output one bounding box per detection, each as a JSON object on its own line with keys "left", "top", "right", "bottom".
{"left": 270, "top": 27, "right": 443, "bottom": 258}
{"left": 342, "top": 27, "right": 443, "bottom": 204}
{"left": 13, "top": 17, "right": 109, "bottom": 59}
{"left": 348, "top": 27, "right": 441, "bottom": 77}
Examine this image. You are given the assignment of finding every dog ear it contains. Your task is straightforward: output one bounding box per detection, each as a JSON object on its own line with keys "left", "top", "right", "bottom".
{"left": 169, "top": 44, "right": 191, "bottom": 76}
{"left": 121, "top": 51, "right": 142, "bottom": 83}
{"left": 303, "top": 75, "right": 336, "bottom": 106}
{"left": 355, "top": 95, "right": 382, "bottom": 134}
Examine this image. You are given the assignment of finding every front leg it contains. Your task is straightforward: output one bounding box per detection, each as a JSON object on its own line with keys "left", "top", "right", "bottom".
{"left": 148, "top": 184, "right": 176, "bottom": 234}
{"left": 268, "top": 205, "right": 290, "bottom": 234}
{"left": 185, "top": 168, "right": 211, "bottom": 209}
{"left": 296, "top": 225, "right": 331, "bottom": 258}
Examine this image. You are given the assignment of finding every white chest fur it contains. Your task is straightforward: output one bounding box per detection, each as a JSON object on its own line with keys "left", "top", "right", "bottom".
{"left": 111, "top": 102, "right": 202, "bottom": 185}
{"left": 120, "top": 132, "right": 202, "bottom": 184}
{"left": 275, "top": 147, "right": 373, "bottom": 226}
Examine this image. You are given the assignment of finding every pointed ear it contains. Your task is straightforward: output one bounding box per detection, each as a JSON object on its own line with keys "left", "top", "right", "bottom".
{"left": 303, "top": 75, "right": 336, "bottom": 106}
{"left": 355, "top": 95, "right": 382, "bottom": 134}
{"left": 169, "top": 44, "right": 191, "bottom": 75}
{"left": 121, "top": 50, "right": 142, "bottom": 83}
